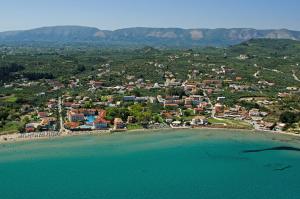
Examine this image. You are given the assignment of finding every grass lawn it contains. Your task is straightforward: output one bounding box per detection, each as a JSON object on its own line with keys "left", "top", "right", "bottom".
{"left": 127, "top": 124, "right": 143, "bottom": 130}
{"left": 0, "top": 95, "right": 18, "bottom": 103}
{"left": 0, "top": 121, "right": 21, "bottom": 135}
{"left": 208, "top": 118, "right": 253, "bottom": 129}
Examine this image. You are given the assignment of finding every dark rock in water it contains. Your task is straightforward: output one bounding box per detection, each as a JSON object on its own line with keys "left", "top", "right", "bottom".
{"left": 264, "top": 163, "right": 292, "bottom": 171}
{"left": 243, "top": 146, "right": 300, "bottom": 153}
{"left": 274, "top": 165, "right": 292, "bottom": 171}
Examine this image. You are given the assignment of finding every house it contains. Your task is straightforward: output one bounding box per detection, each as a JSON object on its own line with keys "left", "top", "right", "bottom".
{"left": 184, "top": 97, "right": 193, "bottom": 106}
{"left": 98, "top": 110, "right": 107, "bottom": 118}
{"left": 127, "top": 116, "right": 136, "bottom": 124}
{"left": 286, "top": 87, "right": 298, "bottom": 91}
{"left": 161, "top": 112, "right": 174, "bottom": 123}
{"left": 199, "top": 101, "right": 209, "bottom": 108}
{"left": 229, "top": 84, "right": 250, "bottom": 91}
{"left": 25, "top": 123, "right": 36, "bottom": 132}
{"left": 93, "top": 118, "right": 109, "bottom": 129}
{"left": 114, "top": 118, "right": 125, "bottom": 129}
{"left": 194, "top": 107, "right": 204, "bottom": 115}
{"left": 217, "top": 96, "right": 226, "bottom": 102}
{"left": 164, "top": 103, "right": 179, "bottom": 108}
{"left": 71, "top": 103, "right": 81, "bottom": 109}
{"left": 171, "top": 121, "right": 182, "bottom": 127}
{"left": 157, "top": 95, "right": 165, "bottom": 103}
{"left": 238, "top": 54, "right": 248, "bottom": 60}
{"left": 40, "top": 117, "right": 56, "bottom": 128}
{"left": 47, "top": 101, "right": 57, "bottom": 109}
{"left": 135, "top": 97, "right": 148, "bottom": 103}
{"left": 184, "top": 104, "right": 193, "bottom": 109}
{"left": 82, "top": 109, "right": 97, "bottom": 116}
{"left": 278, "top": 92, "right": 290, "bottom": 98}
{"left": 183, "top": 82, "right": 197, "bottom": 93}
{"left": 90, "top": 80, "right": 105, "bottom": 89}
{"left": 184, "top": 95, "right": 204, "bottom": 106}
{"left": 202, "top": 80, "right": 222, "bottom": 88}
{"left": 164, "top": 96, "right": 182, "bottom": 107}
{"left": 260, "top": 112, "right": 268, "bottom": 117}
{"left": 191, "top": 116, "right": 208, "bottom": 126}
{"left": 274, "top": 123, "right": 286, "bottom": 131}
{"left": 71, "top": 108, "right": 97, "bottom": 116}
{"left": 64, "top": 102, "right": 73, "bottom": 108}
{"left": 64, "top": 122, "right": 80, "bottom": 130}
{"left": 37, "top": 112, "right": 48, "bottom": 118}
{"left": 123, "top": 96, "right": 136, "bottom": 102}
{"left": 68, "top": 111, "right": 85, "bottom": 122}
{"left": 215, "top": 103, "right": 224, "bottom": 114}
{"left": 149, "top": 97, "right": 157, "bottom": 103}
{"left": 249, "top": 108, "right": 260, "bottom": 117}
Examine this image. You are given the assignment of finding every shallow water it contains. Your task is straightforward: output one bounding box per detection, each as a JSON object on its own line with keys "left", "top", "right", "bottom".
{"left": 0, "top": 129, "right": 300, "bottom": 199}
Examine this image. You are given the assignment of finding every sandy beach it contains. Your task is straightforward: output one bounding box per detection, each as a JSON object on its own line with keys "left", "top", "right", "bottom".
{"left": 1, "top": 126, "right": 300, "bottom": 145}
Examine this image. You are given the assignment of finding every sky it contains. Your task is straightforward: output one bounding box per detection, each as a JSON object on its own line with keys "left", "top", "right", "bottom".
{"left": 0, "top": 0, "right": 300, "bottom": 31}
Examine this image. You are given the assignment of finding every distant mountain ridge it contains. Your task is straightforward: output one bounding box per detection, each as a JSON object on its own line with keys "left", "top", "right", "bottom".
{"left": 1, "top": 26, "right": 300, "bottom": 47}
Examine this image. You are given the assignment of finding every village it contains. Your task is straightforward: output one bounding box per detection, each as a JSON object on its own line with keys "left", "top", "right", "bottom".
{"left": 20, "top": 65, "right": 299, "bottom": 137}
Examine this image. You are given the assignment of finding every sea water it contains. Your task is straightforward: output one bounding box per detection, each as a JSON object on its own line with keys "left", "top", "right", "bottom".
{"left": 0, "top": 129, "right": 300, "bottom": 199}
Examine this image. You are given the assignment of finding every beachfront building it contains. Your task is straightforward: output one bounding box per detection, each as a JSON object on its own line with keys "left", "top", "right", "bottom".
{"left": 25, "top": 123, "right": 36, "bottom": 132}
{"left": 40, "top": 117, "right": 57, "bottom": 130}
{"left": 64, "top": 122, "right": 80, "bottom": 130}
{"left": 114, "top": 118, "right": 125, "bottom": 129}
{"left": 93, "top": 118, "right": 110, "bottom": 130}
{"left": 68, "top": 110, "right": 85, "bottom": 122}
{"left": 191, "top": 116, "right": 208, "bottom": 126}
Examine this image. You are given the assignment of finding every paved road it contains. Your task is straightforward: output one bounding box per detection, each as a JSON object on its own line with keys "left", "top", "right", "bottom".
{"left": 203, "top": 89, "right": 216, "bottom": 118}
{"left": 58, "top": 97, "right": 65, "bottom": 134}
{"left": 292, "top": 70, "right": 300, "bottom": 82}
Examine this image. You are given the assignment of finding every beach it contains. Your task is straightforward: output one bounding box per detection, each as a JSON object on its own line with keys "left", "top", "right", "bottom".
{"left": 1, "top": 126, "right": 300, "bottom": 145}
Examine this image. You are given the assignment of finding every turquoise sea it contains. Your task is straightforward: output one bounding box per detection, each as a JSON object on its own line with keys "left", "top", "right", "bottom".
{"left": 1, "top": 129, "right": 300, "bottom": 199}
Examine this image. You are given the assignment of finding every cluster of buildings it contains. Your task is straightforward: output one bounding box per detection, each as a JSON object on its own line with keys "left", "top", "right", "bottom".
{"left": 25, "top": 111, "right": 57, "bottom": 132}
{"left": 19, "top": 61, "right": 300, "bottom": 134}
{"left": 65, "top": 109, "right": 111, "bottom": 130}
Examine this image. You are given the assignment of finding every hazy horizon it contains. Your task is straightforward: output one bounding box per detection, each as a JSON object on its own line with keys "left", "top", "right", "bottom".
{"left": 1, "top": 25, "right": 300, "bottom": 33}
{"left": 1, "top": 0, "right": 300, "bottom": 31}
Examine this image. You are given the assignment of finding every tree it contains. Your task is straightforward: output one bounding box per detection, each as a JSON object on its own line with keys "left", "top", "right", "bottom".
{"left": 131, "top": 88, "right": 142, "bottom": 97}
{"left": 77, "top": 65, "right": 86, "bottom": 72}
{"left": 183, "top": 109, "right": 194, "bottom": 117}
{"left": 166, "top": 87, "right": 186, "bottom": 98}
{"left": 106, "top": 107, "right": 129, "bottom": 121}
{"left": 153, "top": 114, "right": 163, "bottom": 123}
{"left": 138, "top": 111, "right": 152, "bottom": 123}
{"left": 22, "top": 116, "right": 30, "bottom": 124}
{"left": 0, "top": 108, "right": 9, "bottom": 120}
{"left": 280, "top": 112, "right": 300, "bottom": 124}
{"left": 83, "top": 101, "right": 93, "bottom": 108}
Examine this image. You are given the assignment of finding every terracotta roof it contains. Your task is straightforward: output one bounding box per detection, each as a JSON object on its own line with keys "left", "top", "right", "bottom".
{"left": 64, "top": 122, "right": 80, "bottom": 129}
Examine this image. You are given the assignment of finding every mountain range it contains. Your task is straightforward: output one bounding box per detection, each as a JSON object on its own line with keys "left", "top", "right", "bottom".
{"left": 1, "top": 26, "right": 300, "bottom": 47}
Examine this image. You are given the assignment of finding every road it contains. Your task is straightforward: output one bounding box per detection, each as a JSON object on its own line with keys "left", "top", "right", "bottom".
{"left": 292, "top": 70, "right": 300, "bottom": 82}
{"left": 203, "top": 89, "right": 216, "bottom": 118}
{"left": 58, "top": 97, "right": 66, "bottom": 134}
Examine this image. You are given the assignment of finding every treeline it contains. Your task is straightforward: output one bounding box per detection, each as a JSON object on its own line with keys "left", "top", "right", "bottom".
{"left": 22, "top": 72, "right": 54, "bottom": 80}
{"left": 0, "top": 63, "right": 24, "bottom": 82}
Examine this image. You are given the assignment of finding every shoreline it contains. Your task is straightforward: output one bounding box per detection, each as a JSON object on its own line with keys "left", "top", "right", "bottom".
{"left": 1, "top": 126, "right": 300, "bottom": 144}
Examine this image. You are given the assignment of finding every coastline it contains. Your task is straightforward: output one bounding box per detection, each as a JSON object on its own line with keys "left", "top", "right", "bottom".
{"left": 1, "top": 126, "right": 300, "bottom": 145}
